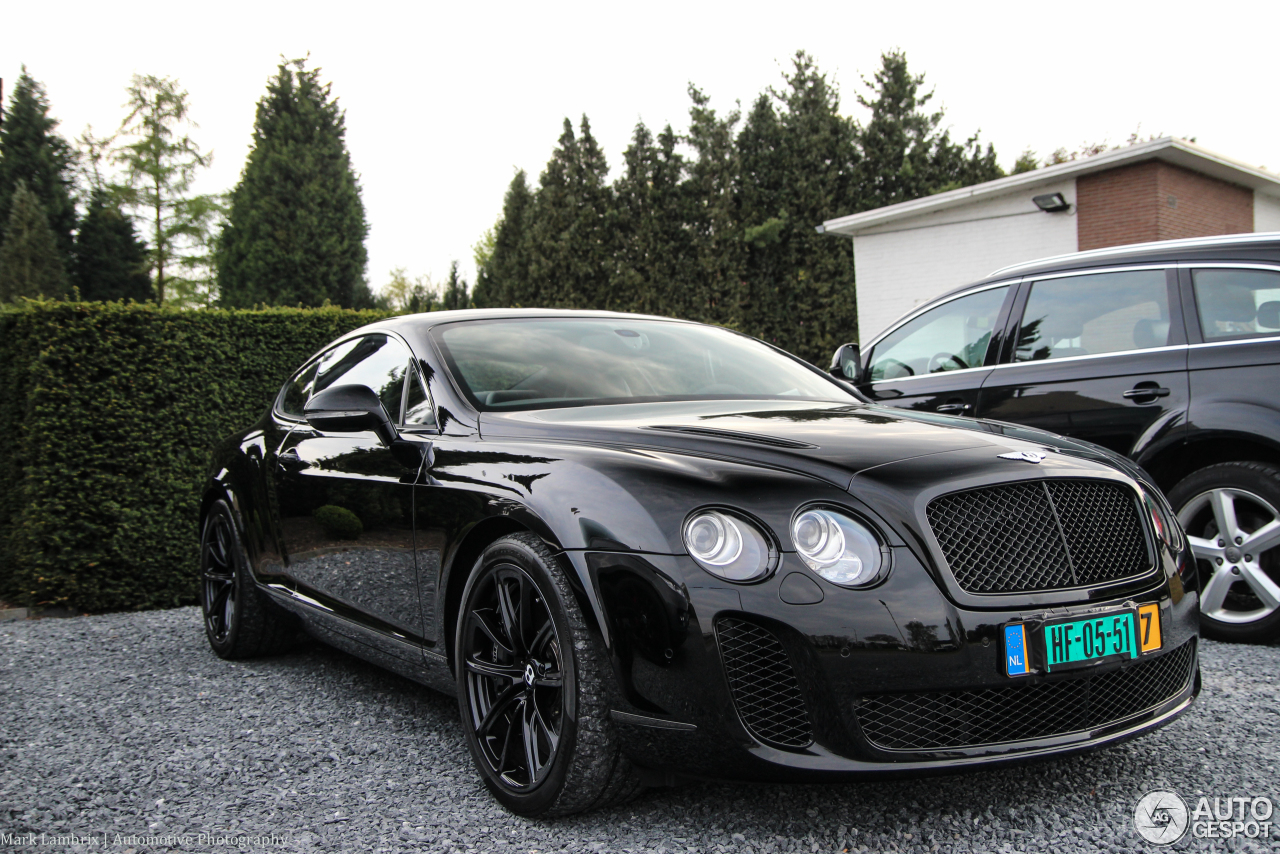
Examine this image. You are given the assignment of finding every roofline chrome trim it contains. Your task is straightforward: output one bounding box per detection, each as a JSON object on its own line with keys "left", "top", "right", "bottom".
{"left": 990, "top": 232, "right": 1280, "bottom": 278}
{"left": 869, "top": 343, "right": 1190, "bottom": 387}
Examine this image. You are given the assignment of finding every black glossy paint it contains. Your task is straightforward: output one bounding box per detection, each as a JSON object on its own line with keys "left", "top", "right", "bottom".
{"left": 202, "top": 309, "right": 1200, "bottom": 782}
{"left": 854, "top": 237, "right": 1280, "bottom": 492}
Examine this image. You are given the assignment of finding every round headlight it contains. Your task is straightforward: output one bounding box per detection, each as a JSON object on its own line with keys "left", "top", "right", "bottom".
{"left": 683, "top": 510, "right": 774, "bottom": 582}
{"left": 791, "top": 509, "right": 887, "bottom": 587}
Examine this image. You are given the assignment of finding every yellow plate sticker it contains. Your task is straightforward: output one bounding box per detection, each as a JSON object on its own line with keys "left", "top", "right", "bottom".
{"left": 1138, "top": 603, "right": 1162, "bottom": 653}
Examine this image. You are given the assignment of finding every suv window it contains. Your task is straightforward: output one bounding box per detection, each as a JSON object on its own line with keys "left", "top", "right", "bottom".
{"left": 1192, "top": 268, "right": 1280, "bottom": 341}
{"left": 1015, "top": 270, "right": 1170, "bottom": 362}
{"left": 868, "top": 286, "right": 1008, "bottom": 381}
{"left": 278, "top": 334, "right": 413, "bottom": 423}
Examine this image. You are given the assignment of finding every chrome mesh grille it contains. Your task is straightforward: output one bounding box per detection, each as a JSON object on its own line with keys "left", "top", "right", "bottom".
{"left": 926, "top": 479, "right": 1150, "bottom": 594}
{"left": 716, "top": 617, "right": 813, "bottom": 749}
{"left": 857, "top": 640, "right": 1195, "bottom": 751}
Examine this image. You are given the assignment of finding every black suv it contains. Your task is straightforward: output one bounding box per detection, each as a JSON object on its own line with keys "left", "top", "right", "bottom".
{"left": 831, "top": 232, "right": 1280, "bottom": 642}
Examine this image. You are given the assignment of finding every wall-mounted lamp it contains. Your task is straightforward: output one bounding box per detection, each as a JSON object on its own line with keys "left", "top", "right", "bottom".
{"left": 1032, "top": 192, "right": 1071, "bottom": 213}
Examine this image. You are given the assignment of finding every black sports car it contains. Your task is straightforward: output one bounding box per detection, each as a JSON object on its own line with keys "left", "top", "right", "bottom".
{"left": 199, "top": 310, "right": 1200, "bottom": 816}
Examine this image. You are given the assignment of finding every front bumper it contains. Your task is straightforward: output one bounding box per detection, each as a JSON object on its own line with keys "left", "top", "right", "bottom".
{"left": 573, "top": 546, "right": 1200, "bottom": 783}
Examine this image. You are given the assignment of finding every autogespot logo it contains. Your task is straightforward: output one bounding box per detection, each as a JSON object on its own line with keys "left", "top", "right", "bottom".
{"left": 1134, "top": 791, "right": 1190, "bottom": 845}
{"left": 1134, "top": 790, "right": 1275, "bottom": 843}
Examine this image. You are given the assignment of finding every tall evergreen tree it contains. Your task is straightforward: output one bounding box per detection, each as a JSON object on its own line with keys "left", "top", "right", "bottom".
{"left": 217, "top": 58, "right": 369, "bottom": 308}
{"left": 440, "top": 260, "right": 471, "bottom": 310}
{"left": 472, "top": 170, "right": 532, "bottom": 308}
{"left": 0, "top": 181, "right": 70, "bottom": 301}
{"left": 111, "top": 74, "right": 221, "bottom": 305}
{"left": 683, "top": 86, "right": 742, "bottom": 327}
{"left": 611, "top": 122, "right": 691, "bottom": 316}
{"left": 0, "top": 69, "right": 77, "bottom": 263}
{"left": 73, "top": 189, "right": 152, "bottom": 301}
{"left": 736, "top": 93, "right": 790, "bottom": 342}
{"left": 521, "top": 117, "right": 615, "bottom": 309}
{"left": 853, "top": 51, "right": 1002, "bottom": 212}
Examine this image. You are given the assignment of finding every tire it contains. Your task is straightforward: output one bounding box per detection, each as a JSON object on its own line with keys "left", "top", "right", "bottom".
{"left": 454, "top": 533, "right": 643, "bottom": 817}
{"left": 1168, "top": 462, "right": 1280, "bottom": 643}
{"left": 200, "top": 497, "right": 296, "bottom": 659}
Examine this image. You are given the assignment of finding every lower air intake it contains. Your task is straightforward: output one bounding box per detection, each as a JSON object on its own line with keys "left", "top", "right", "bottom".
{"left": 716, "top": 617, "right": 813, "bottom": 749}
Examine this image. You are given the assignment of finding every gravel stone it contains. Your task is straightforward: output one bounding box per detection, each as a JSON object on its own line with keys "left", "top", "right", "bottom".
{"left": 1, "top": 608, "right": 1277, "bottom": 852}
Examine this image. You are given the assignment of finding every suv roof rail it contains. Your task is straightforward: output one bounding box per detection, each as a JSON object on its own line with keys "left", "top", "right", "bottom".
{"left": 989, "top": 231, "right": 1280, "bottom": 278}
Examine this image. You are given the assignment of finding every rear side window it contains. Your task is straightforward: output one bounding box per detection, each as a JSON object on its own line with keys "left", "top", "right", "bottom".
{"left": 1015, "top": 270, "right": 1170, "bottom": 362}
{"left": 1192, "top": 269, "right": 1280, "bottom": 341}
{"left": 867, "top": 286, "right": 1008, "bottom": 381}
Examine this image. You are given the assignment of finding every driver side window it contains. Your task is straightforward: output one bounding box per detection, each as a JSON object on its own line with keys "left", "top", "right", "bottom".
{"left": 868, "top": 286, "right": 1009, "bottom": 382}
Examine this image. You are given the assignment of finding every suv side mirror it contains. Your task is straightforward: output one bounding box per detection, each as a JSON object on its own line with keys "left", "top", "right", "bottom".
{"left": 829, "top": 343, "right": 861, "bottom": 381}
{"left": 304, "top": 384, "right": 398, "bottom": 447}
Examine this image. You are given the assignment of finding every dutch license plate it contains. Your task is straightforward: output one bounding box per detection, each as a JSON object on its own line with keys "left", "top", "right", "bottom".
{"left": 1043, "top": 611, "right": 1138, "bottom": 672}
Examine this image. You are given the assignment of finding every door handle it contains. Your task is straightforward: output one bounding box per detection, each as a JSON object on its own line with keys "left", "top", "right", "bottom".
{"left": 1123, "top": 386, "right": 1170, "bottom": 400}
{"left": 277, "top": 449, "right": 310, "bottom": 471}
{"left": 936, "top": 402, "right": 972, "bottom": 413}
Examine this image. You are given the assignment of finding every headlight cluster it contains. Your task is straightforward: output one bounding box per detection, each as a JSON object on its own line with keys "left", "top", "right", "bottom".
{"left": 683, "top": 510, "right": 776, "bottom": 582}
{"left": 682, "top": 506, "right": 889, "bottom": 588}
{"left": 1141, "top": 485, "right": 1184, "bottom": 552}
{"left": 791, "top": 508, "right": 888, "bottom": 587}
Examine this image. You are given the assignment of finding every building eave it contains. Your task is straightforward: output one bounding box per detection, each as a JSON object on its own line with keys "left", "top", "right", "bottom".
{"left": 819, "top": 137, "right": 1280, "bottom": 238}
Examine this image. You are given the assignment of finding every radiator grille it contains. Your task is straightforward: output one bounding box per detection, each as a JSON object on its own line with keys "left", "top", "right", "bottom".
{"left": 857, "top": 640, "right": 1195, "bottom": 751}
{"left": 716, "top": 617, "right": 812, "bottom": 749}
{"left": 926, "top": 479, "right": 1150, "bottom": 594}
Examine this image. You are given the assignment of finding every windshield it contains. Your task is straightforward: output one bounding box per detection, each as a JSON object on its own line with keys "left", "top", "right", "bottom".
{"left": 432, "top": 318, "right": 855, "bottom": 411}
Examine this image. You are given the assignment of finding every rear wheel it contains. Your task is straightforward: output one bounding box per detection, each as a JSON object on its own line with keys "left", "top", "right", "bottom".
{"left": 455, "top": 533, "right": 642, "bottom": 816}
{"left": 1169, "top": 462, "right": 1280, "bottom": 643}
{"left": 200, "top": 498, "right": 295, "bottom": 659}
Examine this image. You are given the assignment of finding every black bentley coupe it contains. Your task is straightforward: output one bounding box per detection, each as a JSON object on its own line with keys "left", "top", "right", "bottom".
{"left": 199, "top": 310, "right": 1199, "bottom": 816}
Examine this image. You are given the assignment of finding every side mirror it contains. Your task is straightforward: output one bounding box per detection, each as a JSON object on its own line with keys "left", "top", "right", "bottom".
{"left": 829, "top": 343, "right": 861, "bottom": 382}
{"left": 304, "top": 384, "right": 398, "bottom": 447}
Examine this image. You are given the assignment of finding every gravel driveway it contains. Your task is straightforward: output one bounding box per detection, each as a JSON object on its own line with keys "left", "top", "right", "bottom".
{"left": 2, "top": 607, "right": 1277, "bottom": 853}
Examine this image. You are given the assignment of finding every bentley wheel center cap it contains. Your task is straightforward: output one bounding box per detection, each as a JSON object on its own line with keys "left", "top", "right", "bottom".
{"left": 524, "top": 664, "right": 536, "bottom": 687}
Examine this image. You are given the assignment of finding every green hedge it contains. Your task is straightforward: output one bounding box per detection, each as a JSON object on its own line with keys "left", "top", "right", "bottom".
{"left": 0, "top": 301, "right": 392, "bottom": 612}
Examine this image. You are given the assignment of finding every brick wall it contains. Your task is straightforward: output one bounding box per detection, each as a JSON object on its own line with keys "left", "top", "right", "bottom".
{"left": 1077, "top": 160, "right": 1253, "bottom": 250}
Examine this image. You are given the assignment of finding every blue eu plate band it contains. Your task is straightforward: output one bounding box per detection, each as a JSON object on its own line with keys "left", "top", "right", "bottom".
{"left": 1004, "top": 623, "right": 1030, "bottom": 677}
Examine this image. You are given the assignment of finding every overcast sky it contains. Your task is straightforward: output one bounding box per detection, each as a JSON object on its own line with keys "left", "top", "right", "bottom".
{"left": 7, "top": 1, "right": 1278, "bottom": 295}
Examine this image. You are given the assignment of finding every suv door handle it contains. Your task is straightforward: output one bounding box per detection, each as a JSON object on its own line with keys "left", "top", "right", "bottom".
{"left": 278, "top": 448, "right": 310, "bottom": 471}
{"left": 1123, "top": 385, "right": 1170, "bottom": 400}
{"left": 936, "top": 402, "right": 972, "bottom": 413}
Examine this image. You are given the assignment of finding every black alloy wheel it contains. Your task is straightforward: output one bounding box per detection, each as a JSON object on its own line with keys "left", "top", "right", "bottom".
{"left": 455, "top": 534, "right": 642, "bottom": 816}
{"left": 200, "top": 498, "right": 295, "bottom": 659}
{"left": 1170, "top": 462, "right": 1280, "bottom": 643}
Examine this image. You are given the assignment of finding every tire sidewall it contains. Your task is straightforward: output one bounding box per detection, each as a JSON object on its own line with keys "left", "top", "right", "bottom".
{"left": 454, "top": 536, "right": 581, "bottom": 815}
{"left": 201, "top": 498, "right": 247, "bottom": 658}
{"left": 1169, "top": 462, "right": 1280, "bottom": 642}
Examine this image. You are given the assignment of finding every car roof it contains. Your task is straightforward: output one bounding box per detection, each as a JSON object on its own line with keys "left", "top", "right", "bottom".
{"left": 337, "top": 308, "right": 702, "bottom": 348}
{"left": 931, "top": 231, "right": 1280, "bottom": 304}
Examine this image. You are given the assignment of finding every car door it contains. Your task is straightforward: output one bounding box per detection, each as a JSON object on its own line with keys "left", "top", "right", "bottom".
{"left": 977, "top": 267, "right": 1189, "bottom": 460}
{"left": 856, "top": 283, "right": 1015, "bottom": 416}
{"left": 1183, "top": 262, "right": 1280, "bottom": 448}
{"left": 270, "top": 333, "right": 424, "bottom": 640}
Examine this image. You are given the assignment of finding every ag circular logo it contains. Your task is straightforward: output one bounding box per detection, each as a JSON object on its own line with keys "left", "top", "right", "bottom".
{"left": 1135, "top": 790, "right": 1190, "bottom": 845}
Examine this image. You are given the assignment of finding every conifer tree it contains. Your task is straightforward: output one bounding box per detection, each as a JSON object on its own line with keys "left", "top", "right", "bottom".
{"left": 609, "top": 123, "right": 692, "bottom": 316}
{"left": 73, "top": 189, "right": 152, "bottom": 301}
{"left": 440, "top": 260, "right": 471, "bottom": 310}
{"left": 0, "top": 181, "right": 70, "bottom": 301}
{"left": 853, "top": 51, "right": 1001, "bottom": 212}
{"left": 472, "top": 170, "right": 532, "bottom": 308}
{"left": 111, "top": 74, "right": 221, "bottom": 305}
{"left": 216, "top": 58, "right": 369, "bottom": 308}
{"left": 0, "top": 69, "right": 77, "bottom": 263}
{"left": 683, "top": 87, "right": 742, "bottom": 326}
{"left": 522, "top": 117, "right": 614, "bottom": 309}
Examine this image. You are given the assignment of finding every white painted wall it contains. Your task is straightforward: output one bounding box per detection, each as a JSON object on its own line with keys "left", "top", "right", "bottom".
{"left": 851, "top": 179, "right": 1078, "bottom": 342}
{"left": 1255, "top": 192, "right": 1280, "bottom": 232}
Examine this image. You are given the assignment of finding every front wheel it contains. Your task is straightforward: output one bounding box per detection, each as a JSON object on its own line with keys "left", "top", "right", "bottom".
{"left": 455, "top": 533, "right": 641, "bottom": 816}
{"left": 1169, "top": 462, "right": 1280, "bottom": 643}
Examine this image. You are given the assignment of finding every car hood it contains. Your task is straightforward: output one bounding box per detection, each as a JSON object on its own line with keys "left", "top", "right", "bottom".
{"left": 478, "top": 399, "right": 1124, "bottom": 489}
